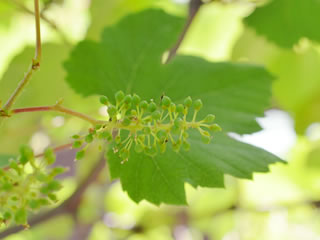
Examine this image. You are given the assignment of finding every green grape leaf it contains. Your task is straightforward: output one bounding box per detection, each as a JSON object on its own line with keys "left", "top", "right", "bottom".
{"left": 108, "top": 132, "right": 281, "bottom": 205}
{"left": 65, "top": 9, "right": 283, "bottom": 205}
{"left": 0, "top": 154, "right": 15, "bottom": 168}
{"left": 244, "top": 0, "right": 320, "bottom": 48}
{"left": 65, "top": 9, "right": 274, "bottom": 134}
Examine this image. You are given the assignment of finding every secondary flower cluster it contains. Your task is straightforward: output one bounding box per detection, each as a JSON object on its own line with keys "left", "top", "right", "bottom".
{"left": 75, "top": 91, "right": 221, "bottom": 163}
{"left": 0, "top": 146, "right": 66, "bottom": 227}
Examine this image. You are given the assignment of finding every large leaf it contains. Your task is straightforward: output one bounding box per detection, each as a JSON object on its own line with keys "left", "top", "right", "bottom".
{"left": 232, "top": 28, "right": 320, "bottom": 134}
{"left": 65, "top": 9, "right": 283, "bottom": 205}
{"left": 65, "top": 9, "right": 274, "bottom": 135}
{"left": 245, "top": 0, "right": 320, "bottom": 48}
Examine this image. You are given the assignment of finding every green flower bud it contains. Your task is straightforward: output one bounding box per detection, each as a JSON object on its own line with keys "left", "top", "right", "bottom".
{"left": 115, "top": 90, "right": 125, "bottom": 103}
{"left": 148, "top": 102, "right": 157, "bottom": 112}
{"left": 48, "top": 193, "right": 58, "bottom": 202}
{"left": 139, "top": 100, "right": 148, "bottom": 110}
{"left": 176, "top": 104, "right": 184, "bottom": 113}
{"left": 3, "top": 212, "right": 11, "bottom": 220}
{"left": 174, "top": 118, "right": 183, "bottom": 129}
{"left": 161, "top": 96, "right": 171, "bottom": 108}
{"left": 201, "top": 130, "right": 210, "bottom": 137}
{"left": 182, "top": 132, "right": 189, "bottom": 139}
{"left": 122, "top": 117, "right": 131, "bottom": 126}
{"left": 145, "top": 145, "right": 157, "bottom": 157}
{"left": 46, "top": 180, "right": 62, "bottom": 192}
{"left": 19, "top": 145, "right": 34, "bottom": 165}
{"left": 204, "top": 114, "right": 215, "bottom": 123}
{"left": 99, "top": 131, "right": 113, "bottom": 142}
{"left": 107, "top": 105, "right": 117, "bottom": 117}
{"left": 131, "top": 109, "right": 137, "bottom": 116}
{"left": 132, "top": 94, "right": 141, "bottom": 106}
{"left": 29, "top": 199, "right": 40, "bottom": 210}
{"left": 123, "top": 95, "right": 132, "bottom": 105}
{"left": 201, "top": 135, "right": 211, "bottom": 144}
{"left": 85, "top": 134, "right": 94, "bottom": 143}
{"left": 72, "top": 134, "right": 80, "bottom": 139}
{"left": 182, "top": 140, "right": 190, "bottom": 151}
{"left": 208, "top": 124, "right": 222, "bottom": 132}
{"left": 115, "top": 135, "right": 121, "bottom": 144}
{"left": 50, "top": 167, "right": 66, "bottom": 177}
{"left": 123, "top": 103, "right": 132, "bottom": 110}
{"left": 138, "top": 134, "right": 145, "bottom": 142}
{"left": 120, "top": 149, "right": 129, "bottom": 160}
{"left": 184, "top": 96, "right": 192, "bottom": 108}
{"left": 172, "top": 140, "right": 181, "bottom": 152}
{"left": 72, "top": 140, "right": 82, "bottom": 149}
{"left": 14, "top": 209, "right": 27, "bottom": 225}
{"left": 171, "top": 125, "right": 180, "bottom": 135}
{"left": 143, "top": 127, "right": 151, "bottom": 135}
{"left": 159, "top": 142, "right": 167, "bottom": 153}
{"left": 95, "top": 124, "right": 102, "bottom": 130}
{"left": 9, "top": 160, "right": 21, "bottom": 175}
{"left": 169, "top": 103, "right": 176, "bottom": 112}
{"left": 44, "top": 148, "right": 56, "bottom": 165}
{"left": 38, "top": 199, "right": 50, "bottom": 206}
{"left": 134, "top": 144, "right": 144, "bottom": 153}
{"left": 193, "top": 99, "right": 203, "bottom": 111}
{"left": 152, "top": 110, "right": 161, "bottom": 120}
{"left": 99, "top": 96, "right": 109, "bottom": 105}
{"left": 156, "top": 130, "right": 167, "bottom": 143}
{"left": 75, "top": 150, "right": 85, "bottom": 160}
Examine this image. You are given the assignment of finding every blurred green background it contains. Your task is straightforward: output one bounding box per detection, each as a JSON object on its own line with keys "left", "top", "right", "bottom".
{"left": 1, "top": 0, "right": 320, "bottom": 239}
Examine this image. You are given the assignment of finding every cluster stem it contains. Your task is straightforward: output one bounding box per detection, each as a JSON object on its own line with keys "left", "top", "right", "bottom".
{"left": 9, "top": 104, "right": 107, "bottom": 126}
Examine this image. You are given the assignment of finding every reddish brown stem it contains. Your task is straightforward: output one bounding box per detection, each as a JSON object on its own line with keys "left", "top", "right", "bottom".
{"left": 12, "top": 106, "right": 52, "bottom": 114}
{"left": 165, "top": 0, "right": 204, "bottom": 63}
{"left": 35, "top": 142, "right": 74, "bottom": 158}
{"left": 10, "top": 104, "right": 107, "bottom": 125}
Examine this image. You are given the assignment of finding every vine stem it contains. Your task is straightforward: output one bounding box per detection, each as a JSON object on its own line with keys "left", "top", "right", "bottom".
{"left": 2, "top": 0, "right": 42, "bottom": 111}
{"left": 34, "top": 142, "right": 74, "bottom": 158}
{"left": 165, "top": 0, "right": 204, "bottom": 64}
{"left": 9, "top": 104, "right": 107, "bottom": 125}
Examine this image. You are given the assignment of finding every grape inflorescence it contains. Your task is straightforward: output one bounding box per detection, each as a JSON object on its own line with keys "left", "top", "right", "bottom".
{"left": 77, "top": 91, "right": 221, "bottom": 163}
{"left": 0, "top": 146, "right": 66, "bottom": 227}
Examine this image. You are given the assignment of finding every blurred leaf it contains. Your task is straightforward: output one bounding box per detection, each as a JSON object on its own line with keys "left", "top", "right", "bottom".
{"left": 271, "top": 47, "right": 320, "bottom": 133}
{"left": 0, "top": 43, "right": 72, "bottom": 107}
{"left": 87, "top": 0, "right": 152, "bottom": 40}
{"left": 0, "top": 43, "right": 99, "bottom": 153}
{"left": 108, "top": 132, "right": 282, "bottom": 205}
{"left": 233, "top": 29, "right": 320, "bottom": 133}
{"left": 306, "top": 141, "right": 320, "bottom": 169}
{"left": 0, "top": 1, "right": 17, "bottom": 27}
{"left": 0, "top": 154, "right": 15, "bottom": 168}
{"left": 245, "top": 0, "right": 320, "bottom": 48}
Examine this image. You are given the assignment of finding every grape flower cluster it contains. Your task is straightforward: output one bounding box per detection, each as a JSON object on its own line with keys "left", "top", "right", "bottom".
{"left": 0, "top": 146, "right": 66, "bottom": 227}
{"left": 76, "top": 91, "right": 221, "bottom": 163}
